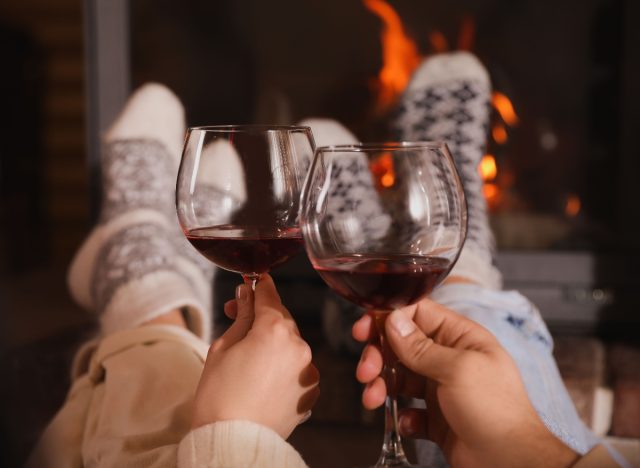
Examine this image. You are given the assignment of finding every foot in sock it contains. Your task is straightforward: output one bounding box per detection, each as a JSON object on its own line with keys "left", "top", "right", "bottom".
{"left": 392, "top": 51, "right": 502, "bottom": 289}
{"left": 298, "top": 118, "right": 382, "bottom": 354}
{"left": 68, "top": 83, "right": 225, "bottom": 340}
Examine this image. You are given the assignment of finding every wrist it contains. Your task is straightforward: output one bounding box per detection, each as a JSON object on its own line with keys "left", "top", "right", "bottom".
{"left": 503, "top": 419, "right": 580, "bottom": 468}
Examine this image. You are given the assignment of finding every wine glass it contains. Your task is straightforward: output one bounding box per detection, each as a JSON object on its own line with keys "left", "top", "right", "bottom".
{"left": 176, "top": 125, "right": 314, "bottom": 287}
{"left": 299, "top": 142, "right": 467, "bottom": 467}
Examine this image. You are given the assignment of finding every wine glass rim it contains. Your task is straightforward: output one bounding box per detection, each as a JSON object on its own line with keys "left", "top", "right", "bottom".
{"left": 316, "top": 141, "right": 447, "bottom": 152}
{"left": 188, "top": 124, "right": 312, "bottom": 133}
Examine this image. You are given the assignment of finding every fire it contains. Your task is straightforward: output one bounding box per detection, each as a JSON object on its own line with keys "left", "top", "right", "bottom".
{"left": 428, "top": 31, "right": 449, "bottom": 53}
{"left": 480, "top": 155, "right": 501, "bottom": 212}
{"left": 492, "top": 92, "right": 519, "bottom": 127}
{"left": 492, "top": 123, "right": 508, "bottom": 145}
{"left": 362, "top": 0, "right": 421, "bottom": 112}
{"left": 565, "top": 194, "right": 581, "bottom": 217}
{"left": 456, "top": 15, "right": 475, "bottom": 50}
{"left": 483, "top": 183, "right": 500, "bottom": 203}
{"left": 370, "top": 152, "right": 396, "bottom": 188}
{"left": 479, "top": 154, "right": 498, "bottom": 181}
{"left": 362, "top": 1, "right": 519, "bottom": 212}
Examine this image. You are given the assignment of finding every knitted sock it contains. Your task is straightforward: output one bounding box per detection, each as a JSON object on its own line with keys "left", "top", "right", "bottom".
{"left": 392, "top": 52, "right": 502, "bottom": 289}
{"left": 68, "top": 83, "right": 216, "bottom": 339}
{"left": 298, "top": 118, "right": 373, "bottom": 353}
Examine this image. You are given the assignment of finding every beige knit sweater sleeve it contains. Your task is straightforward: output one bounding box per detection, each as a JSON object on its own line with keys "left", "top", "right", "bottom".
{"left": 178, "top": 420, "right": 308, "bottom": 468}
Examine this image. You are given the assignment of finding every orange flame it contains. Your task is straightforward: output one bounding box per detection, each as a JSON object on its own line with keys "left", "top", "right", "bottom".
{"left": 492, "top": 92, "right": 519, "bottom": 127}
{"left": 363, "top": 0, "right": 421, "bottom": 112}
{"left": 483, "top": 183, "right": 501, "bottom": 210}
{"left": 429, "top": 30, "right": 449, "bottom": 53}
{"left": 362, "top": 0, "right": 518, "bottom": 215}
{"left": 370, "top": 152, "right": 396, "bottom": 188}
{"left": 479, "top": 154, "right": 498, "bottom": 181}
{"left": 492, "top": 123, "right": 508, "bottom": 145}
{"left": 565, "top": 194, "right": 581, "bottom": 217}
{"left": 457, "top": 15, "right": 476, "bottom": 51}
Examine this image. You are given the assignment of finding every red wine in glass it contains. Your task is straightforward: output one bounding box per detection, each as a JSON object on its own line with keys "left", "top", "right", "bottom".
{"left": 300, "top": 142, "right": 467, "bottom": 467}
{"left": 313, "top": 254, "right": 451, "bottom": 311}
{"left": 186, "top": 224, "right": 303, "bottom": 280}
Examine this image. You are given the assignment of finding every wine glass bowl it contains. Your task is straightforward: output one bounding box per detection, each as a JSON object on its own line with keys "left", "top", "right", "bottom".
{"left": 299, "top": 142, "right": 467, "bottom": 467}
{"left": 176, "top": 125, "right": 314, "bottom": 284}
{"left": 301, "top": 142, "right": 467, "bottom": 311}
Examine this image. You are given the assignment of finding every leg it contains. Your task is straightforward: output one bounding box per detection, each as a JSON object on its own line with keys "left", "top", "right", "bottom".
{"left": 28, "top": 84, "right": 230, "bottom": 467}
{"left": 67, "top": 83, "right": 218, "bottom": 339}
{"left": 392, "top": 51, "right": 502, "bottom": 290}
{"left": 297, "top": 118, "right": 383, "bottom": 354}
{"left": 391, "top": 53, "right": 599, "bottom": 463}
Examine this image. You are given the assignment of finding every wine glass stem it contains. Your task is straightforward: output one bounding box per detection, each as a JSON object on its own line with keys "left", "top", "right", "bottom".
{"left": 242, "top": 274, "right": 261, "bottom": 291}
{"left": 375, "top": 313, "right": 410, "bottom": 467}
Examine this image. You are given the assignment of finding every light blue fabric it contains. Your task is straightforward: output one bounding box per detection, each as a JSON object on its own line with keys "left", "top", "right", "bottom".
{"left": 415, "top": 282, "right": 601, "bottom": 466}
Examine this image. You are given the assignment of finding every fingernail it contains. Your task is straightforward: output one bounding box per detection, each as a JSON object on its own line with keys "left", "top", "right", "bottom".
{"left": 389, "top": 310, "right": 416, "bottom": 337}
{"left": 236, "top": 284, "right": 248, "bottom": 302}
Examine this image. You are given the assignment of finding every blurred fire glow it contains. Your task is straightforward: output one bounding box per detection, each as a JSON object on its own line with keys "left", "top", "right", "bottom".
{"left": 492, "top": 92, "right": 519, "bottom": 127}
{"left": 363, "top": 0, "right": 421, "bottom": 112}
{"left": 370, "top": 152, "right": 396, "bottom": 188}
{"left": 492, "top": 123, "right": 508, "bottom": 145}
{"left": 363, "top": 1, "right": 520, "bottom": 210}
{"left": 480, "top": 155, "right": 500, "bottom": 210}
{"left": 429, "top": 31, "right": 449, "bottom": 53}
{"left": 456, "top": 15, "right": 475, "bottom": 50}
{"left": 479, "top": 154, "right": 498, "bottom": 181}
{"left": 483, "top": 184, "right": 501, "bottom": 207}
{"left": 565, "top": 194, "right": 581, "bottom": 217}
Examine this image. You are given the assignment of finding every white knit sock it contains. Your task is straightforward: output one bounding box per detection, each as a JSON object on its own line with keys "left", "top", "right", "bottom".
{"left": 298, "top": 118, "right": 374, "bottom": 353}
{"left": 392, "top": 52, "right": 502, "bottom": 289}
{"left": 68, "top": 83, "right": 216, "bottom": 339}
{"left": 298, "top": 118, "right": 360, "bottom": 148}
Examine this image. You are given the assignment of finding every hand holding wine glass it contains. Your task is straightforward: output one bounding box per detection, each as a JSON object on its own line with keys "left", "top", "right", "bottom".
{"left": 176, "top": 125, "right": 314, "bottom": 287}
{"left": 191, "top": 275, "right": 320, "bottom": 439}
{"left": 352, "top": 300, "right": 582, "bottom": 468}
{"left": 300, "top": 142, "right": 467, "bottom": 467}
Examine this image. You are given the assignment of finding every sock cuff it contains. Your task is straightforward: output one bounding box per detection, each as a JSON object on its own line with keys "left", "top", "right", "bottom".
{"left": 449, "top": 248, "right": 503, "bottom": 290}
{"left": 100, "top": 270, "right": 211, "bottom": 341}
{"left": 68, "top": 210, "right": 173, "bottom": 310}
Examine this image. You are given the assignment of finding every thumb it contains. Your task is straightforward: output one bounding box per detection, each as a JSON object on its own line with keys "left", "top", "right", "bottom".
{"left": 215, "top": 284, "right": 255, "bottom": 351}
{"left": 385, "top": 308, "right": 461, "bottom": 383}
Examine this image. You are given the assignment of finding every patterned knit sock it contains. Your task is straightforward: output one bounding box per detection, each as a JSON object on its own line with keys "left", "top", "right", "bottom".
{"left": 68, "top": 83, "right": 217, "bottom": 339}
{"left": 392, "top": 52, "right": 502, "bottom": 289}
{"left": 297, "top": 118, "right": 373, "bottom": 353}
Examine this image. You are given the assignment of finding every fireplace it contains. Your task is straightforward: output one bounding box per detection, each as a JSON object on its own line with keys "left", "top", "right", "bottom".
{"left": 84, "top": 0, "right": 640, "bottom": 335}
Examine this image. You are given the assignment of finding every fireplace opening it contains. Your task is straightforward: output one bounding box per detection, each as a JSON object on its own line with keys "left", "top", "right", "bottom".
{"left": 86, "top": 0, "right": 640, "bottom": 334}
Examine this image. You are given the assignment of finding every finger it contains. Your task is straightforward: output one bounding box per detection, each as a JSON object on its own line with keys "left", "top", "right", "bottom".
{"left": 385, "top": 308, "right": 463, "bottom": 382}
{"left": 254, "top": 274, "right": 291, "bottom": 319}
{"left": 297, "top": 382, "right": 321, "bottom": 415}
{"left": 299, "top": 363, "right": 320, "bottom": 388}
{"left": 223, "top": 300, "right": 238, "bottom": 319}
{"left": 401, "top": 298, "right": 495, "bottom": 349}
{"left": 356, "top": 344, "right": 383, "bottom": 384}
{"left": 398, "top": 408, "right": 428, "bottom": 439}
{"left": 362, "top": 376, "right": 386, "bottom": 410}
{"left": 214, "top": 284, "right": 255, "bottom": 351}
{"left": 253, "top": 275, "right": 301, "bottom": 335}
{"left": 352, "top": 312, "right": 377, "bottom": 342}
